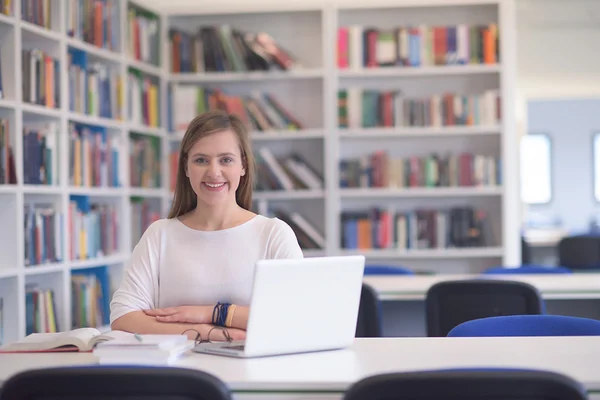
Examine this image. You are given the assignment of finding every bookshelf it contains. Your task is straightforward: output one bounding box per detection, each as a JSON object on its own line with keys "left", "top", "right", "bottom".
{"left": 165, "top": 0, "right": 518, "bottom": 273}
{"left": 0, "top": 0, "right": 169, "bottom": 344}
{"left": 0, "top": 0, "right": 519, "bottom": 343}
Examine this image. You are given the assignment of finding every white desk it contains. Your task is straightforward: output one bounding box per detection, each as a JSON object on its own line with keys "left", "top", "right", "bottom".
{"left": 363, "top": 274, "right": 600, "bottom": 336}
{"left": 1, "top": 337, "right": 600, "bottom": 400}
{"left": 363, "top": 273, "right": 600, "bottom": 301}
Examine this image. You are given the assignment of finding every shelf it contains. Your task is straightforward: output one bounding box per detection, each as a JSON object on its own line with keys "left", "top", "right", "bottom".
{"left": 70, "top": 254, "right": 127, "bottom": 270}
{"left": 0, "top": 99, "right": 17, "bottom": 110}
{"left": 0, "top": 12, "right": 15, "bottom": 26}
{"left": 170, "top": 68, "right": 324, "bottom": 83}
{"left": 68, "top": 187, "right": 124, "bottom": 197}
{"left": 254, "top": 190, "right": 325, "bottom": 201}
{"left": 0, "top": 185, "right": 17, "bottom": 194}
{"left": 340, "top": 186, "right": 503, "bottom": 198}
{"left": 251, "top": 129, "right": 325, "bottom": 141}
{"left": 129, "top": 188, "right": 165, "bottom": 198}
{"left": 65, "top": 37, "right": 122, "bottom": 64}
{"left": 21, "top": 103, "right": 61, "bottom": 118}
{"left": 20, "top": 21, "right": 61, "bottom": 42}
{"left": 24, "top": 263, "right": 66, "bottom": 276}
{"left": 339, "top": 125, "right": 501, "bottom": 139}
{"left": 68, "top": 112, "right": 124, "bottom": 129}
{"left": 0, "top": 269, "right": 18, "bottom": 279}
{"left": 127, "top": 57, "right": 163, "bottom": 77}
{"left": 338, "top": 64, "right": 502, "bottom": 78}
{"left": 127, "top": 124, "right": 165, "bottom": 137}
{"left": 340, "top": 247, "right": 504, "bottom": 260}
{"left": 22, "top": 185, "right": 62, "bottom": 195}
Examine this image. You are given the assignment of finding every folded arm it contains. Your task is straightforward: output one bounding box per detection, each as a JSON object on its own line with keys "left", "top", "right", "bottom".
{"left": 143, "top": 304, "right": 250, "bottom": 330}
{"left": 111, "top": 311, "right": 246, "bottom": 341}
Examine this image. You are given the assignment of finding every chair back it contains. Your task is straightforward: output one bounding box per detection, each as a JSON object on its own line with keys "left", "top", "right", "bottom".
{"left": 448, "top": 314, "right": 600, "bottom": 337}
{"left": 343, "top": 369, "right": 588, "bottom": 400}
{"left": 558, "top": 235, "right": 600, "bottom": 270}
{"left": 483, "top": 265, "right": 572, "bottom": 274}
{"left": 0, "top": 366, "right": 232, "bottom": 400}
{"left": 426, "top": 279, "right": 544, "bottom": 337}
{"left": 355, "top": 283, "right": 382, "bottom": 337}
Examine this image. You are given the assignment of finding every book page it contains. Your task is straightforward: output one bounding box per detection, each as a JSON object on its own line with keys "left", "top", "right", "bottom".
{"left": 89, "top": 330, "right": 136, "bottom": 348}
{"left": 0, "top": 327, "right": 101, "bottom": 352}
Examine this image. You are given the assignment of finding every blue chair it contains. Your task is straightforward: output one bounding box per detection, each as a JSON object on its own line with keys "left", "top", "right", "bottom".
{"left": 364, "top": 265, "right": 414, "bottom": 275}
{"left": 0, "top": 366, "right": 232, "bottom": 400}
{"left": 483, "top": 265, "right": 572, "bottom": 275}
{"left": 448, "top": 314, "right": 600, "bottom": 337}
{"left": 343, "top": 368, "right": 588, "bottom": 400}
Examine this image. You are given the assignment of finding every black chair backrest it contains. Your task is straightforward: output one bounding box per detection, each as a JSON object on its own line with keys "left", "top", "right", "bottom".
{"left": 426, "top": 279, "right": 544, "bottom": 337}
{"left": 355, "top": 283, "right": 382, "bottom": 337}
{"left": 0, "top": 366, "right": 232, "bottom": 400}
{"left": 343, "top": 369, "right": 588, "bottom": 400}
{"left": 558, "top": 235, "right": 600, "bottom": 270}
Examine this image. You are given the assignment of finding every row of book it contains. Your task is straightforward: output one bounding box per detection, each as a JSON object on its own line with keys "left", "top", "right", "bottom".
{"left": 0, "top": 119, "right": 16, "bottom": 184}
{"left": 128, "top": 69, "right": 160, "bottom": 128}
{"left": 130, "top": 134, "right": 161, "bottom": 189}
{"left": 341, "top": 206, "right": 493, "bottom": 250}
{"left": 338, "top": 89, "right": 501, "bottom": 129}
{"left": 71, "top": 266, "right": 110, "bottom": 329}
{"left": 68, "top": 48, "right": 123, "bottom": 120}
{"left": 340, "top": 151, "right": 501, "bottom": 189}
{"left": 169, "top": 26, "right": 298, "bottom": 73}
{"left": 131, "top": 198, "right": 160, "bottom": 249}
{"left": 0, "top": 49, "right": 3, "bottom": 99}
{"left": 68, "top": 196, "right": 119, "bottom": 262}
{"left": 169, "top": 85, "right": 304, "bottom": 134}
{"left": 270, "top": 209, "right": 325, "bottom": 250}
{"left": 22, "top": 49, "right": 60, "bottom": 109}
{"left": 24, "top": 203, "right": 62, "bottom": 266}
{"left": 21, "top": 0, "right": 50, "bottom": 28}
{"left": 337, "top": 24, "right": 499, "bottom": 69}
{"left": 67, "top": 0, "right": 119, "bottom": 53}
{"left": 25, "top": 284, "right": 58, "bottom": 334}
{"left": 24, "top": 122, "right": 57, "bottom": 185}
{"left": 255, "top": 148, "right": 323, "bottom": 192}
{"left": 127, "top": 4, "right": 160, "bottom": 67}
{"left": 69, "top": 122, "right": 120, "bottom": 188}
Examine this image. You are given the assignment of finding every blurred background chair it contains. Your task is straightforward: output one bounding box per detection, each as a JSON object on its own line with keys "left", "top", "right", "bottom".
{"left": 558, "top": 235, "right": 600, "bottom": 271}
{"left": 343, "top": 368, "right": 588, "bottom": 400}
{"left": 426, "top": 279, "right": 545, "bottom": 337}
{"left": 0, "top": 366, "right": 232, "bottom": 400}
{"left": 355, "top": 283, "right": 382, "bottom": 337}
{"left": 447, "top": 314, "right": 600, "bottom": 337}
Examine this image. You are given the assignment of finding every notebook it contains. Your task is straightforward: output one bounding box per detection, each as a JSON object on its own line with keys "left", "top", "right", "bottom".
{"left": 0, "top": 328, "right": 135, "bottom": 353}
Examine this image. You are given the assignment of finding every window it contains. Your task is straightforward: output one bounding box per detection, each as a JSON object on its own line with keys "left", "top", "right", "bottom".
{"left": 593, "top": 133, "right": 600, "bottom": 202}
{"left": 520, "top": 133, "right": 552, "bottom": 204}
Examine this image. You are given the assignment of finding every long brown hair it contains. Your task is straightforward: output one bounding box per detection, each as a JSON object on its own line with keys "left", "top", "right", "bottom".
{"left": 168, "top": 110, "right": 255, "bottom": 219}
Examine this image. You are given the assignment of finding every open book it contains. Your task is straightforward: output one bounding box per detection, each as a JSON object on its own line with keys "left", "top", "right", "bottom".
{"left": 0, "top": 328, "right": 135, "bottom": 353}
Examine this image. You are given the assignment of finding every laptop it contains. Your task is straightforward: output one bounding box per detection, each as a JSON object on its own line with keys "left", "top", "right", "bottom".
{"left": 193, "top": 255, "right": 365, "bottom": 358}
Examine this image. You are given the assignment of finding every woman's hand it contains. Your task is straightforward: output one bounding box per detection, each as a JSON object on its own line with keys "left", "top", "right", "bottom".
{"left": 144, "top": 306, "right": 213, "bottom": 324}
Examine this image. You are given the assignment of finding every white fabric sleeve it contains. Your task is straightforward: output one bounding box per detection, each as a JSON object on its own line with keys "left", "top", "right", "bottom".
{"left": 268, "top": 218, "right": 305, "bottom": 259}
{"left": 109, "top": 221, "right": 161, "bottom": 325}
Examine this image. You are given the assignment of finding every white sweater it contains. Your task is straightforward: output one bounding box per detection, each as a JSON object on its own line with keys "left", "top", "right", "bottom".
{"left": 109, "top": 215, "right": 304, "bottom": 324}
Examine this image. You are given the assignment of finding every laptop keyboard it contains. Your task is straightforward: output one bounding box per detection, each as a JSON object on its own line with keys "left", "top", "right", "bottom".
{"left": 224, "top": 345, "right": 245, "bottom": 351}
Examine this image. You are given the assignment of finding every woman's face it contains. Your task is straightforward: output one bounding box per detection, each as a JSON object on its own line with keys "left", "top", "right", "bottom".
{"left": 185, "top": 129, "right": 245, "bottom": 208}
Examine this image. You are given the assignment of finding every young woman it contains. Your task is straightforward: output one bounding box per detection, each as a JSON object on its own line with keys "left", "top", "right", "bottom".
{"left": 110, "top": 110, "right": 303, "bottom": 341}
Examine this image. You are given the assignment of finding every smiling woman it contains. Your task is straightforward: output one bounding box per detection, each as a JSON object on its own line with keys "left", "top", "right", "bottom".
{"left": 109, "top": 111, "right": 304, "bottom": 341}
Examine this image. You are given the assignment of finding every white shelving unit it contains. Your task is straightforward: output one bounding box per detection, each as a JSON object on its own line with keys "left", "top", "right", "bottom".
{"left": 165, "top": 0, "right": 518, "bottom": 275}
{"left": 0, "top": 0, "right": 170, "bottom": 343}
{"left": 0, "top": 0, "right": 518, "bottom": 342}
